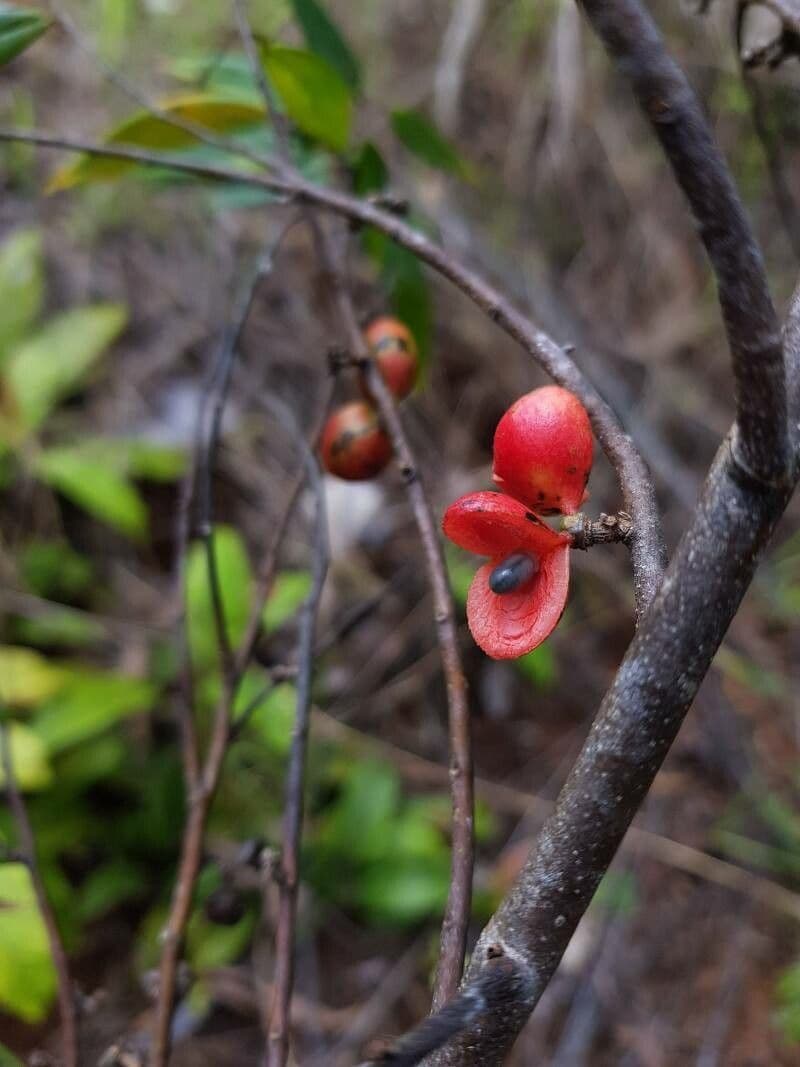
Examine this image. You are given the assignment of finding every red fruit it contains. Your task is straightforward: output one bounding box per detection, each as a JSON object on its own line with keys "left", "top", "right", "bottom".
{"left": 321, "top": 401, "right": 392, "bottom": 481}
{"left": 361, "top": 316, "right": 419, "bottom": 399}
{"left": 442, "top": 491, "right": 571, "bottom": 659}
{"left": 492, "top": 386, "right": 593, "bottom": 515}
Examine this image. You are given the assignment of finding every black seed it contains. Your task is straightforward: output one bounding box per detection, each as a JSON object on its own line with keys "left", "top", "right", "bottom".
{"left": 489, "top": 553, "right": 538, "bottom": 594}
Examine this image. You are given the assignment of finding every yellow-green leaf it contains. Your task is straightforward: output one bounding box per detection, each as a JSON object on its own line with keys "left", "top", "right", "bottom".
{"left": 186, "top": 526, "right": 253, "bottom": 671}
{"left": 0, "top": 723, "right": 53, "bottom": 791}
{"left": 0, "top": 864, "right": 56, "bottom": 1021}
{"left": 35, "top": 447, "right": 148, "bottom": 540}
{"left": 261, "top": 44, "right": 352, "bottom": 152}
{"left": 3, "top": 303, "right": 126, "bottom": 432}
{"left": 32, "top": 670, "right": 157, "bottom": 753}
{"left": 46, "top": 94, "right": 266, "bottom": 192}
{"left": 0, "top": 646, "right": 67, "bottom": 707}
{"left": 0, "top": 227, "right": 43, "bottom": 359}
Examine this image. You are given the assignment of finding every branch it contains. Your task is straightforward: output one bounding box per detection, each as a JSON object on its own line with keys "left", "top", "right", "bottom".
{"left": 578, "top": 0, "right": 790, "bottom": 487}
{"left": 311, "top": 216, "right": 474, "bottom": 1007}
{"left": 263, "top": 397, "right": 329, "bottom": 1067}
{"left": 152, "top": 229, "right": 295, "bottom": 1067}
{"left": 0, "top": 124, "right": 666, "bottom": 616}
{"left": 1, "top": 721, "right": 78, "bottom": 1067}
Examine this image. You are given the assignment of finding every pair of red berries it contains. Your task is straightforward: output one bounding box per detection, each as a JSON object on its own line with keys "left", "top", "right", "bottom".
{"left": 443, "top": 386, "right": 594, "bottom": 660}
{"left": 321, "top": 317, "right": 419, "bottom": 481}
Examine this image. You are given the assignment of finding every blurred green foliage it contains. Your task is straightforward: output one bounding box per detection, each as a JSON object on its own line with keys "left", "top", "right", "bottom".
{"left": 0, "top": 0, "right": 496, "bottom": 1031}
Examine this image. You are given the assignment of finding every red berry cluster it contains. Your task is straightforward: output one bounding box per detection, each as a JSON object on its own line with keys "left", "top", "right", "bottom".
{"left": 442, "top": 386, "right": 594, "bottom": 660}
{"left": 320, "top": 317, "right": 419, "bottom": 481}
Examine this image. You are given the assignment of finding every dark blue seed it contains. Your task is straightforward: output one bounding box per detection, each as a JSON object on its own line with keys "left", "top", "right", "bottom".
{"left": 489, "top": 552, "right": 538, "bottom": 595}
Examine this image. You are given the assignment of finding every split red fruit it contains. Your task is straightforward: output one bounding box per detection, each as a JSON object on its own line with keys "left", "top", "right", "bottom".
{"left": 492, "top": 386, "right": 593, "bottom": 515}
{"left": 442, "top": 491, "right": 571, "bottom": 659}
{"left": 361, "top": 316, "right": 419, "bottom": 400}
{"left": 321, "top": 401, "right": 392, "bottom": 481}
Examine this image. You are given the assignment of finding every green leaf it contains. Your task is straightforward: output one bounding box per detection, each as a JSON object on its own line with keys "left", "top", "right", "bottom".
{"left": 240, "top": 680, "right": 296, "bottom": 755}
{"left": 12, "top": 610, "right": 104, "bottom": 649}
{"left": 262, "top": 570, "right": 311, "bottom": 632}
{"left": 318, "top": 762, "right": 401, "bottom": 863}
{"left": 0, "top": 227, "right": 44, "bottom": 359}
{"left": 20, "top": 541, "right": 93, "bottom": 599}
{"left": 357, "top": 855, "right": 450, "bottom": 925}
{"left": 390, "top": 109, "right": 471, "bottom": 178}
{"left": 0, "top": 4, "right": 50, "bottom": 68}
{"left": 3, "top": 304, "right": 126, "bottom": 432}
{"left": 78, "top": 859, "right": 148, "bottom": 923}
{"left": 0, "top": 1041, "right": 24, "bottom": 1067}
{"left": 187, "top": 907, "right": 257, "bottom": 970}
{"left": 124, "top": 440, "right": 187, "bottom": 481}
{"left": 32, "top": 670, "right": 157, "bottom": 753}
{"left": 35, "top": 446, "right": 148, "bottom": 540}
{"left": 290, "top": 0, "right": 360, "bottom": 89}
{"left": 46, "top": 93, "right": 266, "bottom": 192}
{"left": 352, "top": 141, "right": 388, "bottom": 196}
{"left": 515, "top": 645, "right": 557, "bottom": 690}
{"left": 592, "top": 870, "right": 638, "bottom": 915}
{"left": 0, "top": 864, "right": 56, "bottom": 1021}
{"left": 0, "top": 723, "right": 53, "bottom": 790}
{"left": 381, "top": 238, "right": 431, "bottom": 366}
{"left": 0, "top": 646, "right": 67, "bottom": 706}
{"left": 185, "top": 526, "right": 253, "bottom": 671}
{"left": 261, "top": 44, "right": 352, "bottom": 152}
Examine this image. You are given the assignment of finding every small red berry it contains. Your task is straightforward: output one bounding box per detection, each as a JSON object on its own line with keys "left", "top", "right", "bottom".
{"left": 492, "top": 386, "right": 593, "bottom": 515}
{"left": 361, "top": 316, "right": 419, "bottom": 400}
{"left": 321, "top": 401, "right": 392, "bottom": 481}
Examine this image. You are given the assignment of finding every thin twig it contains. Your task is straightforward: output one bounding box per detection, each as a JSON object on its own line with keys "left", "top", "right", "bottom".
{"left": 0, "top": 721, "right": 78, "bottom": 1067}
{"left": 310, "top": 216, "right": 474, "bottom": 1007}
{"left": 0, "top": 124, "right": 666, "bottom": 615}
{"left": 152, "top": 226, "right": 296, "bottom": 1067}
{"left": 579, "top": 0, "right": 790, "bottom": 487}
{"left": 734, "top": 2, "right": 800, "bottom": 263}
{"left": 262, "top": 397, "right": 329, "bottom": 1067}
{"left": 48, "top": 0, "right": 284, "bottom": 177}
{"left": 233, "top": 0, "right": 293, "bottom": 165}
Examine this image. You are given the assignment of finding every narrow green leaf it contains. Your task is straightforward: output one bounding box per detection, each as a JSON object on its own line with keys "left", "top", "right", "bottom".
{"left": 185, "top": 526, "right": 253, "bottom": 670}
{"left": 0, "top": 227, "right": 44, "bottom": 359}
{"left": 0, "top": 4, "right": 51, "bottom": 68}
{"left": 390, "top": 108, "right": 471, "bottom": 177}
{"left": 20, "top": 540, "right": 94, "bottom": 599}
{"left": 4, "top": 303, "right": 126, "bottom": 431}
{"left": 35, "top": 446, "right": 148, "bottom": 540}
{"left": 261, "top": 44, "right": 352, "bottom": 152}
{"left": 352, "top": 140, "right": 388, "bottom": 196}
{"left": 0, "top": 865, "right": 56, "bottom": 1021}
{"left": 32, "top": 670, "right": 157, "bottom": 753}
{"left": 290, "top": 0, "right": 360, "bottom": 89}
{"left": 46, "top": 94, "right": 266, "bottom": 191}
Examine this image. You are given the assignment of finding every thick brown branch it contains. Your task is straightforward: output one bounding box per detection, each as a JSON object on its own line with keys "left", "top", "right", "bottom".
{"left": 0, "top": 125, "right": 665, "bottom": 617}
{"left": 578, "top": 0, "right": 790, "bottom": 486}
{"left": 425, "top": 437, "right": 797, "bottom": 1066}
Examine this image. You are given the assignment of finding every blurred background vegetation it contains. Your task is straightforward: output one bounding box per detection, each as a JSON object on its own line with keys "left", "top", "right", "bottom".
{"left": 0, "top": 0, "right": 800, "bottom": 1063}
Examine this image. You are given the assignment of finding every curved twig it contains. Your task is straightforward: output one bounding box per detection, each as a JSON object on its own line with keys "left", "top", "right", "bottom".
{"left": 0, "top": 125, "right": 666, "bottom": 617}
